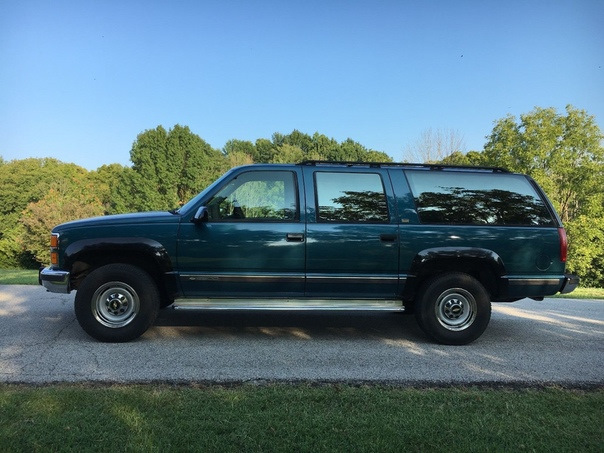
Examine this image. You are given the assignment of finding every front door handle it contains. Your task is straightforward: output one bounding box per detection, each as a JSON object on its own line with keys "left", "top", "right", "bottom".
{"left": 380, "top": 233, "right": 397, "bottom": 242}
{"left": 286, "top": 233, "right": 304, "bottom": 242}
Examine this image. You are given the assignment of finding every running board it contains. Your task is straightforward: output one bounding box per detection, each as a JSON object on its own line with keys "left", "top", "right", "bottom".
{"left": 171, "top": 298, "right": 405, "bottom": 312}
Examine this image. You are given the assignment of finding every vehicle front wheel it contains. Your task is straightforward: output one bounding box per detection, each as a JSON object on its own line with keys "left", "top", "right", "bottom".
{"left": 414, "top": 272, "right": 491, "bottom": 345}
{"left": 74, "top": 264, "right": 160, "bottom": 342}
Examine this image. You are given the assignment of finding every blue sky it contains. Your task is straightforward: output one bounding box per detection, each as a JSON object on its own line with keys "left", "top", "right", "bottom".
{"left": 1, "top": 0, "right": 603, "bottom": 170}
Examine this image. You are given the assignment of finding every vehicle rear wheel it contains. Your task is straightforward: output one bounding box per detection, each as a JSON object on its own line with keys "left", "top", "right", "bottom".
{"left": 414, "top": 272, "right": 491, "bottom": 345}
{"left": 74, "top": 264, "right": 160, "bottom": 342}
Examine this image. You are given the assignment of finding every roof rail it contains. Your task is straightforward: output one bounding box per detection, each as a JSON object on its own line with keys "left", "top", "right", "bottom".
{"left": 298, "top": 160, "right": 510, "bottom": 173}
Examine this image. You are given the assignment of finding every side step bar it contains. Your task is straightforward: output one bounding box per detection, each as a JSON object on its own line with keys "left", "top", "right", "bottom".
{"left": 171, "top": 298, "right": 405, "bottom": 312}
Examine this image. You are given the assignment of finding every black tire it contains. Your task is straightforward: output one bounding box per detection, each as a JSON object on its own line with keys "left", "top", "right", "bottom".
{"left": 74, "top": 264, "right": 160, "bottom": 342}
{"left": 414, "top": 272, "right": 491, "bottom": 345}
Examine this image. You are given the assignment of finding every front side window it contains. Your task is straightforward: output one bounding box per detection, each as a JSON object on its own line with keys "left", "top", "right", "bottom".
{"left": 405, "top": 171, "right": 555, "bottom": 226}
{"left": 315, "top": 172, "right": 389, "bottom": 223}
{"left": 206, "top": 171, "right": 298, "bottom": 221}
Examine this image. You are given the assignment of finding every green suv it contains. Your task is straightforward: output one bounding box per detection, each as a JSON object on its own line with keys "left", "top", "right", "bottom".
{"left": 40, "top": 161, "right": 578, "bottom": 344}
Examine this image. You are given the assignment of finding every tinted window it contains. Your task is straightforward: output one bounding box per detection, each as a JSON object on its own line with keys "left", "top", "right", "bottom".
{"left": 206, "top": 171, "right": 298, "bottom": 221}
{"left": 316, "top": 172, "right": 389, "bottom": 223}
{"left": 405, "top": 171, "right": 555, "bottom": 226}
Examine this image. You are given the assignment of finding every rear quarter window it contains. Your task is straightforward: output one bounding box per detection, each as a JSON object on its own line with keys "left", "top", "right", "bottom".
{"left": 404, "top": 171, "right": 555, "bottom": 226}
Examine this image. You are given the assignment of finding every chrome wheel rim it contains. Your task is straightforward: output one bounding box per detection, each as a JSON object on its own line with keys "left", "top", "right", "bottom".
{"left": 92, "top": 282, "right": 139, "bottom": 329}
{"left": 435, "top": 288, "right": 476, "bottom": 331}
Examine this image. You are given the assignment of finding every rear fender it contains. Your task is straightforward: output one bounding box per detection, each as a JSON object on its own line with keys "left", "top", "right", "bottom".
{"left": 405, "top": 247, "right": 506, "bottom": 299}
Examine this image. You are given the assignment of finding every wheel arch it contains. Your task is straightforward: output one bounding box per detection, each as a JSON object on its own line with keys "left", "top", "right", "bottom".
{"left": 404, "top": 247, "right": 506, "bottom": 302}
{"left": 64, "top": 237, "right": 178, "bottom": 304}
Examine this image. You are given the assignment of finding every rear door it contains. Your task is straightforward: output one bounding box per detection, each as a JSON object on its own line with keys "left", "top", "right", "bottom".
{"left": 302, "top": 166, "right": 400, "bottom": 298}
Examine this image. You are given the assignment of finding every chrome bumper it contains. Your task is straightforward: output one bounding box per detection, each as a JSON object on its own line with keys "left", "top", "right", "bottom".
{"left": 39, "top": 267, "right": 71, "bottom": 294}
{"left": 560, "top": 274, "right": 580, "bottom": 294}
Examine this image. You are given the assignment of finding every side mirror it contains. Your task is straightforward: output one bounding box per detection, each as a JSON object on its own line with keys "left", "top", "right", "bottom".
{"left": 191, "top": 206, "right": 208, "bottom": 224}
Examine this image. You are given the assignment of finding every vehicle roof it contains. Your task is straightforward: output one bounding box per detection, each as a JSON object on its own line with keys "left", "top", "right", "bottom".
{"left": 298, "top": 160, "right": 510, "bottom": 173}
{"left": 233, "top": 160, "right": 510, "bottom": 173}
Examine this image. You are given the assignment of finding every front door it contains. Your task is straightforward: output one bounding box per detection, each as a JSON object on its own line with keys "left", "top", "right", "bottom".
{"left": 177, "top": 169, "right": 305, "bottom": 297}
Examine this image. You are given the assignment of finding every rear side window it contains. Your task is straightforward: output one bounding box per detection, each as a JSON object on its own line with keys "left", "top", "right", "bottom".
{"left": 315, "top": 172, "right": 389, "bottom": 223}
{"left": 405, "top": 171, "right": 555, "bottom": 226}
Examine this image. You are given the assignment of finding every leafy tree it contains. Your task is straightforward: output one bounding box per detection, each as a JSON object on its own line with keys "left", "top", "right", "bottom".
{"left": 270, "top": 131, "right": 392, "bottom": 163}
{"left": 0, "top": 158, "right": 86, "bottom": 217}
{"left": 360, "top": 150, "right": 392, "bottom": 162}
{"left": 88, "top": 163, "right": 131, "bottom": 214}
{"left": 0, "top": 222, "right": 32, "bottom": 268}
{"left": 565, "top": 215, "right": 604, "bottom": 286}
{"left": 20, "top": 179, "right": 105, "bottom": 264}
{"left": 128, "top": 125, "right": 173, "bottom": 210}
{"left": 230, "top": 130, "right": 393, "bottom": 164}
{"left": 0, "top": 158, "right": 90, "bottom": 267}
{"left": 281, "top": 129, "right": 314, "bottom": 153}
{"left": 270, "top": 144, "right": 307, "bottom": 164}
{"left": 326, "top": 138, "right": 362, "bottom": 161}
{"left": 127, "top": 125, "right": 227, "bottom": 211}
{"left": 223, "top": 139, "right": 255, "bottom": 156}
{"left": 227, "top": 151, "right": 254, "bottom": 168}
{"left": 311, "top": 132, "right": 339, "bottom": 157}
{"left": 254, "top": 138, "right": 277, "bottom": 162}
{"left": 439, "top": 150, "right": 485, "bottom": 167}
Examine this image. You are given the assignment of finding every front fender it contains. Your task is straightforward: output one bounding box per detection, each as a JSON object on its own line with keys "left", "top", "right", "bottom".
{"left": 64, "top": 237, "right": 174, "bottom": 274}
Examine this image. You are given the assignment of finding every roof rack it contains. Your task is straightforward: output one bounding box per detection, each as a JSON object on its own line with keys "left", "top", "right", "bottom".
{"left": 298, "top": 160, "right": 510, "bottom": 173}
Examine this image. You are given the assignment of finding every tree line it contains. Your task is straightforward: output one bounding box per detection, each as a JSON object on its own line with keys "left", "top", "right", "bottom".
{"left": 1, "top": 105, "right": 602, "bottom": 287}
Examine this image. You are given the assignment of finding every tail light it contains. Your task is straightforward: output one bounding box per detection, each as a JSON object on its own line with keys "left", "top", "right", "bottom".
{"left": 558, "top": 228, "right": 568, "bottom": 263}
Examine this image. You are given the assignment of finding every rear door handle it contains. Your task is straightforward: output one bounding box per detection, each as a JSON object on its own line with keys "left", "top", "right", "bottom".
{"left": 380, "top": 234, "right": 397, "bottom": 242}
{"left": 286, "top": 233, "right": 304, "bottom": 242}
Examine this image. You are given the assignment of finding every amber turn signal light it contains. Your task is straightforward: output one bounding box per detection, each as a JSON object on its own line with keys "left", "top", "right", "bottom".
{"left": 50, "top": 234, "right": 59, "bottom": 248}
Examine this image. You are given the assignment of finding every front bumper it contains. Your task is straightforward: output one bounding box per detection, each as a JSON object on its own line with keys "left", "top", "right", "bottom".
{"left": 39, "top": 267, "right": 71, "bottom": 294}
{"left": 559, "top": 273, "right": 580, "bottom": 294}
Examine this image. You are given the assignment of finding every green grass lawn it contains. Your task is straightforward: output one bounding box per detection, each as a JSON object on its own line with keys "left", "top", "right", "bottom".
{"left": 0, "top": 384, "right": 602, "bottom": 452}
{"left": 551, "top": 286, "right": 604, "bottom": 299}
{"left": 0, "top": 268, "right": 38, "bottom": 285}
